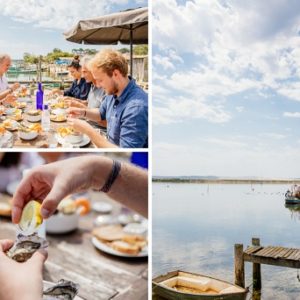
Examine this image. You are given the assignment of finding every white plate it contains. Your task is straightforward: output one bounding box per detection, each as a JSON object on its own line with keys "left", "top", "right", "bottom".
{"left": 46, "top": 213, "right": 80, "bottom": 234}
{"left": 93, "top": 215, "right": 116, "bottom": 227}
{"left": 55, "top": 133, "right": 90, "bottom": 148}
{"left": 43, "top": 280, "right": 83, "bottom": 300}
{"left": 91, "top": 236, "right": 148, "bottom": 258}
{"left": 19, "top": 130, "right": 38, "bottom": 140}
{"left": 92, "top": 202, "right": 113, "bottom": 213}
{"left": 123, "top": 223, "right": 148, "bottom": 236}
{"left": 3, "top": 120, "right": 20, "bottom": 131}
{"left": 26, "top": 114, "right": 41, "bottom": 122}
{"left": 52, "top": 108, "right": 66, "bottom": 115}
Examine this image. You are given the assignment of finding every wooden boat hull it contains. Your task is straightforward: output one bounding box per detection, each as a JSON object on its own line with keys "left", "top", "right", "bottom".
{"left": 152, "top": 270, "right": 247, "bottom": 300}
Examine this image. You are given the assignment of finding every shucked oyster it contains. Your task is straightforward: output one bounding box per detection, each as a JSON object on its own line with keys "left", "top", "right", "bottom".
{"left": 43, "top": 279, "right": 79, "bottom": 300}
{"left": 6, "top": 233, "right": 48, "bottom": 262}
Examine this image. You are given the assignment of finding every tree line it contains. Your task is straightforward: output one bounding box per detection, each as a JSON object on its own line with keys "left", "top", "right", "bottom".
{"left": 23, "top": 46, "right": 148, "bottom": 64}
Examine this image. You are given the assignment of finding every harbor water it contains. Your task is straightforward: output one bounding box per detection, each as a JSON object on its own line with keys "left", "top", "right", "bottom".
{"left": 153, "top": 183, "right": 300, "bottom": 299}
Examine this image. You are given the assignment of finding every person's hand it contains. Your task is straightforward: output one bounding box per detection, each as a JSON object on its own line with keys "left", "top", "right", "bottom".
{"left": 12, "top": 156, "right": 112, "bottom": 222}
{"left": 0, "top": 239, "right": 47, "bottom": 300}
{"left": 65, "top": 98, "right": 86, "bottom": 109}
{"left": 4, "top": 94, "right": 17, "bottom": 104}
{"left": 67, "top": 107, "right": 85, "bottom": 118}
{"left": 11, "top": 82, "right": 20, "bottom": 91}
{"left": 67, "top": 118, "right": 93, "bottom": 135}
{"left": 49, "top": 88, "right": 62, "bottom": 96}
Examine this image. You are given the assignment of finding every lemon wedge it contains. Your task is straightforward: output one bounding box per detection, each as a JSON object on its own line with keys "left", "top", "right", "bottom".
{"left": 18, "top": 200, "right": 43, "bottom": 233}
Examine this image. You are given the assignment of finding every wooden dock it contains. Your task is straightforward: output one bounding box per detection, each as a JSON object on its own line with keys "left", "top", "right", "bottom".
{"left": 244, "top": 245, "right": 300, "bottom": 269}
{"left": 234, "top": 238, "right": 300, "bottom": 292}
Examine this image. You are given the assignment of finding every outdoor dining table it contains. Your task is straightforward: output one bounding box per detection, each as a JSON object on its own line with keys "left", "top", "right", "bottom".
{"left": 0, "top": 190, "right": 148, "bottom": 300}
{"left": 0, "top": 96, "right": 106, "bottom": 148}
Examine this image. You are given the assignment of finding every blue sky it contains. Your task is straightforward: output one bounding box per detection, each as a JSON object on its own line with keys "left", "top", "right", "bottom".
{"left": 0, "top": 0, "right": 147, "bottom": 59}
{"left": 153, "top": 0, "right": 300, "bottom": 178}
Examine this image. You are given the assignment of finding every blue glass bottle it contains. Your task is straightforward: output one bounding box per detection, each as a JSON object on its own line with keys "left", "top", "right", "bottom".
{"left": 36, "top": 82, "right": 43, "bottom": 110}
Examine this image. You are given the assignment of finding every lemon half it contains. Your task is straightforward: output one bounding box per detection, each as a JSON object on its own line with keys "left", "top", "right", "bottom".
{"left": 19, "top": 200, "right": 43, "bottom": 233}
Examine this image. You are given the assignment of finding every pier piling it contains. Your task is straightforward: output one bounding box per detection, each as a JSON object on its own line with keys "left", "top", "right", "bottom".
{"left": 234, "top": 243, "right": 245, "bottom": 288}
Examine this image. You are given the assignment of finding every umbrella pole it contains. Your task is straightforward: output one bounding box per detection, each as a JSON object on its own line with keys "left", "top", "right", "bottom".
{"left": 130, "top": 24, "right": 133, "bottom": 77}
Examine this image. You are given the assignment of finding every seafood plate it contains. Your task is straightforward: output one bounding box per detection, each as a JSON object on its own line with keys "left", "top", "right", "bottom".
{"left": 26, "top": 109, "right": 42, "bottom": 122}
{"left": 57, "top": 127, "right": 83, "bottom": 144}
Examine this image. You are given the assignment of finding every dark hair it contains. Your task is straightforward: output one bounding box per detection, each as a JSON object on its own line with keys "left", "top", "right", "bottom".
{"left": 68, "top": 56, "right": 81, "bottom": 70}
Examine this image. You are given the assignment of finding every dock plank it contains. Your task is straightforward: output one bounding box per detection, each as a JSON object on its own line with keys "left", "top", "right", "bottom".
{"left": 244, "top": 245, "right": 300, "bottom": 269}
{"left": 244, "top": 246, "right": 263, "bottom": 255}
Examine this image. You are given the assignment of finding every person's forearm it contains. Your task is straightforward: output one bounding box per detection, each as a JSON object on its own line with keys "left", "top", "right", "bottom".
{"left": 85, "top": 127, "right": 117, "bottom": 148}
{"left": 89, "top": 156, "right": 148, "bottom": 217}
{"left": 85, "top": 108, "right": 101, "bottom": 122}
{"left": 108, "top": 162, "right": 148, "bottom": 217}
{"left": 0, "top": 89, "right": 11, "bottom": 100}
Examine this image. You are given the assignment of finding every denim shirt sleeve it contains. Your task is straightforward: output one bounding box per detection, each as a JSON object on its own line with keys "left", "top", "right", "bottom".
{"left": 119, "top": 101, "right": 148, "bottom": 148}
{"left": 99, "top": 96, "right": 108, "bottom": 121}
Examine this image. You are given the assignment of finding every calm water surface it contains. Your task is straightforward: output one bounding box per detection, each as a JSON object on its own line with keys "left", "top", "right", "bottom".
{"left": 153, "top": 183, "right": 300, "bottom": 300}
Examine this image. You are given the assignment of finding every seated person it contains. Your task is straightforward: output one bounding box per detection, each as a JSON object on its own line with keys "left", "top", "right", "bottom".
{"left": 52, "top": 56, "right": 91, "bottom": 101}
{"left": 0, "top": 54, "right": 19, "bottom": 103}
{"left": 67, "top": 49, "right": 148, "bottom": 149}
{"left": 65, "top": 56, "right": 106, "bottom": 109}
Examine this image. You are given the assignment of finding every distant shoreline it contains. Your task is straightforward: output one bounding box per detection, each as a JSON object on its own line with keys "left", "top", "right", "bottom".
{"left": 152, "top": 178, "right": 300, "bottom": 184}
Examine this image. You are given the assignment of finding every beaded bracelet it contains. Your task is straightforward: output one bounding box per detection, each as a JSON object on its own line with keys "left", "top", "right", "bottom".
{"left": 100, "top": 160, "right": 121, "bottom": 193}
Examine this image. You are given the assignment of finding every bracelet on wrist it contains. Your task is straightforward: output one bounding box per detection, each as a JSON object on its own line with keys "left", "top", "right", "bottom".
{"left": 100, "top": 160, "right": 121, "bottom": 193}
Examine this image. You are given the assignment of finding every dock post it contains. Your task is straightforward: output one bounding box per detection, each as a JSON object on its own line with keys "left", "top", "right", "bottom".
{"left": 252, "top": 238, "right": 262, "bottom": 291}
{"left": 234, "top": 243, "right": 245, "bottom": 288}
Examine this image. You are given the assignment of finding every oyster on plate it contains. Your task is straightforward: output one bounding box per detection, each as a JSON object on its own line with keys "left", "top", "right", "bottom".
{"left": 6, "top": 233, "right": 48, "bottom": 262}
{"left": 43, "top": 279, "right": 79, "bottom": 300}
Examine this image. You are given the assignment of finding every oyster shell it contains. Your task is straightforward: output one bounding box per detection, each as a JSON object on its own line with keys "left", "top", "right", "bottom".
{"left": 6, "top": 233, "right": 48, "bottom": 262}
{"left": 43, "top": 279, "right": 79, "bottom": 300}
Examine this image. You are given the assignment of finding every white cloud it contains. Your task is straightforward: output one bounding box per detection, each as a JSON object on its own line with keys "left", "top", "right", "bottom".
{"left": 236, "top": 106, "right": 244, "bottom": 112}
{"left": 0, "top": 39, "right": 46, "bottom": 59}
{"left": 283, "top": 112, "right": 300, "bottom": 118}
{"left": 258, "top": 133, "right": 286, "bottom": 140}
{"left": 0, "top": 0, "right": 142, "bottom": 30}
{"left": 153, "top": 139, "right": 300, "bottom": 178}
{"left": 153, "top": 94, "right": 231, "bottom": 125}
{"left": 153, "top": 55, "right": 175, "bottom": 70}
{"left": 153, "top": 0, "right": 300, "bottom": 124}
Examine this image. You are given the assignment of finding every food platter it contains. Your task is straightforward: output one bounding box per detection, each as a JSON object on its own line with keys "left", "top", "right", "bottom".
{"left": 91, "top": 236, "right": 148, "bottom": 258}
{"left": 50, "top": 114, "right": 67, "bottom": 122}
{"left": 55, "top": 133, "right": 90, "bottom": 148}
{"left": 2, "top": 119, "right": 20, "bottom": 131}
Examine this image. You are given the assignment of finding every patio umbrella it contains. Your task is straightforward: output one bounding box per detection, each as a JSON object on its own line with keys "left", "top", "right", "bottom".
{"left": 64, "top": 7, "right": 148, "bottom": 76}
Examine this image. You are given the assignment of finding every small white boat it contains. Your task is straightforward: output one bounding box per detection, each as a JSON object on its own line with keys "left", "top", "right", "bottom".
{"left": 152, "top": 270, "right": 247, "bottom": 300}
{"left": 285, "top": 185, "right": 300, "bottom": 204}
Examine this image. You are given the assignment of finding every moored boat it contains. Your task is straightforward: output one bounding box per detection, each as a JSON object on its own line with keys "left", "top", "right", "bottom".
{"left": 285, "top": 196, "right": 300, "bottom": 204}
{"left": 285, "top": 187, "right": 300, "bottom": 204}
{"left": 152, "top": 270, "right": 247, "bottom": 300}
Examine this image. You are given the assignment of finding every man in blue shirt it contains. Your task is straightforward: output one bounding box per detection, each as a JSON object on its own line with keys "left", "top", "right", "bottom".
{"left": 67, "top": 49, "right": 148, "bottom": 148}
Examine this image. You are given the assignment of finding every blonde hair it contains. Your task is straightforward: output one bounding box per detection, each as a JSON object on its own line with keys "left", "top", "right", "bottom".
{"left": 88, "top": 49, "right": 128, "bottom": 77}
{"left": 0, "top": 54, "right": 11, "bottom": 64}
